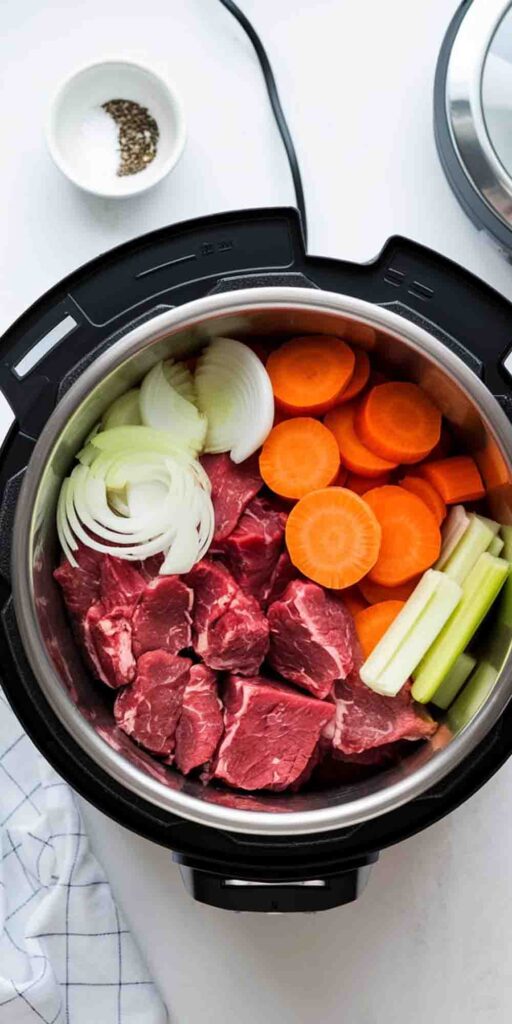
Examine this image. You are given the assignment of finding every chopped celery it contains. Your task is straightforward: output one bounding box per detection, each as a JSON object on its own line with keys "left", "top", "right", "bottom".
{"left": 488, "top": 535, "right": 504, "bottom": 557}
{"left": 102, "top": 389, "right": 141, "bottom": 429}
{"left": 497, "top": 525, "right": 512, "bottom": 627}
{"left": 360, "top": 570, "right": 462, "bottom": 697}
{"left": 412, "top": 553, "right": 509, "bottom": 703}
{"left": 442, "top": 514, "right": 495, "bottom": 584}
{"left": 478, "top": 515, "right": 500, "bottom": 537}
{"left": 447, "top": 661, "right": 498, "bottom": 733}
{"left": 431, "top": 652, "right": 476, "bottom": 710}
{"left": 435, "top": 505, "right": 470, "bottom": 570}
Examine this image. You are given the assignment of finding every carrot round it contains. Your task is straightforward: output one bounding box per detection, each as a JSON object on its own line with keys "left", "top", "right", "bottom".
{"left": 337, "top": 349, "right": 370, "bottom": 402}
{"left": 356, "top": 382, "right": 442, "bottom": 464}
{"left": 359, "top": 574, "right": 421, "bottom": 605}
{"left": 346, "top": 471, "right": 391, "bottom": 496}
{"left": 286, "top": 487, "right": 381, "bottom": 589}
{"left": 267, "top": 336, "right": 355, "bottom": 415}
{"left": 259, "top": 418, "right": 340, "bottom": 500}
{"left": 342, "top": 586, "right": 368, "bottom": 618}
{"left": 355, "top": 600, "right": 405, "bottom": 659}
{"left": 400, "top": 475, "right": 446, "bottom": 525}
{"left": 364, "top": 485, "right": 441, "bottom": 586}
{"left": 418, "top": 455, "right": 485, "bottom": 504}
{"left": 324, "top": 402, "right": 397, "bottom": 478}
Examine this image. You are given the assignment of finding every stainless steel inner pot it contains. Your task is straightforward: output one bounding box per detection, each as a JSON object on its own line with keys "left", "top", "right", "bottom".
{"left": 11, "top": 287, "right": 512, "bottom": 836}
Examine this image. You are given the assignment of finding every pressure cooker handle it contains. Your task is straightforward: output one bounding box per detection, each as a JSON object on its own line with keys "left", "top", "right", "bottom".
{"left": 175, "top": 855, "right": 377, "bottom": 913}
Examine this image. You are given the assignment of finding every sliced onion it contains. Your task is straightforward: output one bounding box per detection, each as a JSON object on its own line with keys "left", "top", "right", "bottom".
{"left": 195, "top": 338, "right": 274, "bottom": 463}
{"left": 57, "top": 435, "right": 214, "bottom": 573}
{"left": 102, "top": 389, "right": 141, "bottom": 429}
{"left": 140, "top": 360, "right": 207, "bottom": 456}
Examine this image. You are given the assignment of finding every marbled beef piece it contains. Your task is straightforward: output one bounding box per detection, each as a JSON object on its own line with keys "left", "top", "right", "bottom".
{"left": 332, "top": 671, "right": 437, "bottom": 755}
{"left": 186, "top": 560, "right": 269, "bottom": 675}
{"left": 99, "top": 556, "right": 146, "bottom": 610}
{"left": 114, "top": 651, "right": 191, "bottom": 757}
{"left": 53, "top": 544, "right": 102, "bottom": 620}
{"left": 89, "top": 605, "right": 137, "bottom": 688}
{"left": 175, "top": 665, "right": 224, "bottom": 774}
{"left": 268, "top": 579, "right": 356, "bottom": 698}
{"left": 216, "top": 496, "right": 286, "bottom": 604}
{"left": 213, "top": 675, "right": 335, "bottom": 791}
{"left": 132, "top": 576, "right": 193, "bottom": 657}
{"left": 201, "top": 452, "right": 262, "bottom": 542}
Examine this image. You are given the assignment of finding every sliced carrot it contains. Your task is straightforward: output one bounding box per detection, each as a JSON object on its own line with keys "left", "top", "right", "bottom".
{"left": 418, "top": 455, "right": 485, "bottom": 504}
{"left": 356, "top": 382, "right": 442, "bottom": 464}
{"left": 333, "top": 466, "right": 348, "bottom": 487}
{"left": 364, "top": 485, "right": 441, "bottom": 586}
{"left": 285, "top": 487, "right": 381, "bottom": 589}
{"left": 267, "top": 336, "right": 355, "bottom": 415}
{"left": 400, "top": 475, "right": 446, "bottom": 525}
{"left": 259, "top": 418, "right": 340, "bottom": 500}
{"left": 359, "top": 574, "right": 421, "bottom": 605}
{"left": 346, "top": 471, "right": 391, "bottom": 496}
{"left": 337, "top": 349, "right": 370, "bottom": 402}
{"left": 342, "top": 586, "right": 368, "bottom": 617}
{"left": 355, "top": 601, "right": 405, "bottom": 659}
{"left": 324, "top": 402, "right": 397, "bottom": 478}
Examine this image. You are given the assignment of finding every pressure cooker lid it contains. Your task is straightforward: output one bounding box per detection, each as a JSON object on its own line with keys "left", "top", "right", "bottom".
{"left": 435, "top": 0, "right": 512, "bottom": 255}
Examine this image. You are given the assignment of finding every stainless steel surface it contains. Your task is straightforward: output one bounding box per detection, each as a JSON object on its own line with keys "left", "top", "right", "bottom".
{"left": 11, "top": 287, "right": 512, "bottom": 836}
{"left": 445, "top": 0, "right": 512, "bottom": 233}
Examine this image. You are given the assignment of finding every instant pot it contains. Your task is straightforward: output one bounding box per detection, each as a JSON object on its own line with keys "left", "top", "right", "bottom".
{"left": 2, "top": 206, "right": 512, "bottom": 913}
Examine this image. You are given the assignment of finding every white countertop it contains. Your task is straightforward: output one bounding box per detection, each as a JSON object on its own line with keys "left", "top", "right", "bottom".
{"left": 4, "top": 1, "right": 512, "bottom": 1021}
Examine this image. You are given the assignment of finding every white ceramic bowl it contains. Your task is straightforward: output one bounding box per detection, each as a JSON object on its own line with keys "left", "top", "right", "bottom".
{"left": 46, "top": 59, "right": 187, "bottom": 198}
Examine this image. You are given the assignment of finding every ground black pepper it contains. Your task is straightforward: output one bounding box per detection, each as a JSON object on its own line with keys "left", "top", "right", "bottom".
{"left": 102, "top": 98, "right": 159, "bottom": 177}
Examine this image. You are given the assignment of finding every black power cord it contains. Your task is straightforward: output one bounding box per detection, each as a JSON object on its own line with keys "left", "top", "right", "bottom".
{"left": 217, "top": 0, "right": 308, "bottom": 247}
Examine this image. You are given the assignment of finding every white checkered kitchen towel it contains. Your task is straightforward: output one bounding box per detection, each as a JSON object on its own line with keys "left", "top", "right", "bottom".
{"left": 0, "top": 690, "right": 168, "bottom": 1024}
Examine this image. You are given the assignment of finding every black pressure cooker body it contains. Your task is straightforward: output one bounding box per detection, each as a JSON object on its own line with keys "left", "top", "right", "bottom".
{"left": 2, "top": 207, "right": 512, "bottom": 913}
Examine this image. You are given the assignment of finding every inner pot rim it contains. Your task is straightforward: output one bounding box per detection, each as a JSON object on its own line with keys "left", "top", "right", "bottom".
{"left": 11, "top": 286, "right": 512, "bottom": 836}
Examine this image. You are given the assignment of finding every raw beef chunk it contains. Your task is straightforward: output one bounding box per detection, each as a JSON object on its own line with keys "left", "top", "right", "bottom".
{"left": 137, "top": 553, "right": 164, "bottom": 580}
{"left": 54, "top": 546, "right": 101, "bottom": 620}
{"left": 216, "top": 496, "right": 286, "bottom": 603}
{"left": 82, "top": 602, "right": 109, "bottom": 683}
{"left": 100, "top": 556, "right": 146, "bottom": 610}
{"left": 213, "top": 675, "right": 335, "bottom": 791}
{"left": 268, "top": 580, "right": 355, "bottom": 698}
{"left": 114, "top": 651, "right": 191, "bottom": 756}
{"left": 132, "top": 576, "right": 193, "bottom": 656}
{"left": 264, "top": 550, "right": 299, "bottom": 608}
{"left": 186, "top": 560, "right": 269, "bottom": 674}
{"left": 89, "top": 606, "right": 136, "bottom": 688}
{"left": 332, "top": 669, "right": 437, "bottom": 755}
{"left": 175, "top": 665, "right": 224, "bottom": 774}
{"left": 201, "top": 452, "right": 262, "bottom": 542}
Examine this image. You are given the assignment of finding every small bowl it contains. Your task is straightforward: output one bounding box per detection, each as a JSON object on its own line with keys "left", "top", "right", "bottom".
{"left": 46, "top": 59, "right": 186, "bottom": 198}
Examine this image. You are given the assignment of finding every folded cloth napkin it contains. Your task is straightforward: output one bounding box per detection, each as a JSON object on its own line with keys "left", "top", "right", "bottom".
{"left": 0, "top": 690, "right": 167, "bottom": 1024}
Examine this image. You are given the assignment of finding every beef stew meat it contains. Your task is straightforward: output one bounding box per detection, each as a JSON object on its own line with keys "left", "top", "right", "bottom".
{"left": 201, "top": 452, "right": 262, "bottom": 543}
{"left": 114, "top": 651, "right": 191, "bottom": 758}
{"left": 215, "top": 495, "right": 286, "bottom": 604}
{"left": 174, "top": 665, "right": 224, "bottom": 775}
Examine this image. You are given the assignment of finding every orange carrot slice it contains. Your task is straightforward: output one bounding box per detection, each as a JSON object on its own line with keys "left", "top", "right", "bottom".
{"left": 359, "top": 574, "right": 421, "bottom": 605}
{"left": 364, "top": 485, "right": 441, "bottom": 586}
{"left": 324, "top": 402, "right": 397, "bottom": 477}
{"left": 346, "top": 471, "right": 391, "bottom": 496}
{"left": 418, "top": 455, "right": 485, "bottom": 504}
{"left": 356, "top": 382, "right": 442, "bottom": 464}
{"left": 337, "top": 349, "right": 370, "bottom": 402}
{"left": 259, "top": 418, "right": 340, "bottom": 500}
{"left": 355, "top": 600, "right": 405, "bottom": 659}
{"left": 341, "top": 586, "right": 368, "bottom": 617}
{"left": 267, "top": 336, "right": 355, "bottom": 415}
{"left": 400, "top": 475, "right": 446, "bottom": 525}
{"left": 286, "top": 487, "right": 381, "bottom": 589}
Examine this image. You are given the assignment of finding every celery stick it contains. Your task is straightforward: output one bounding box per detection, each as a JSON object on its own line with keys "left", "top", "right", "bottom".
{"left": 447, "top": 661, "right": 498, "bottom": 733}
{"left": 488, "top": 536, "right": 504, "bottom": 557}
{"left": 497, "top": 525, "right": 512, "bottom": 627}
{"left": 478, "top": 515, "right": 500, "bottom": 537}
{"left": 431, "top": 652, "right": 476, "bottom": 710}
{"left": 435, "top": 505, "right": 470, "bottom": 570}
{"left": 412, "top": 553, "right": 509, "bottom": 703}
{"left": 361, "top": 570, "right": 461, "bottom": 697}
{"left": 442, "top": 514, "right": 495, "bottom": 584}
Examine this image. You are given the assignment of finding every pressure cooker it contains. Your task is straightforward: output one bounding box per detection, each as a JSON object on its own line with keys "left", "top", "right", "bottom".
{"left": 1, "top": 207, "right": 512, "bottom": 912}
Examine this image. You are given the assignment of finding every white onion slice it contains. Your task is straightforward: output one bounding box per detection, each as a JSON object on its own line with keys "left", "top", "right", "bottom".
{"left": 57, "top": 431, "right": 214, "bottom": 573}
{"left": 140, "top": 360, "right": 207, "bottom": 456}
{"left": 195, "top": 338, "right": 274, "bottom": 463}
{"left": 102, "top": 388, "right": 141, "bottom": 429}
